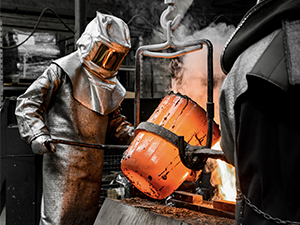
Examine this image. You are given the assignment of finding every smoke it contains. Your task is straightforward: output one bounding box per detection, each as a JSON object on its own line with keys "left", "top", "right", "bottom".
{"left": 170, "top": 22, "right": 235, "bottom": 125}
{"left": 168, "top": 22, "right": 237, "bottom": 201}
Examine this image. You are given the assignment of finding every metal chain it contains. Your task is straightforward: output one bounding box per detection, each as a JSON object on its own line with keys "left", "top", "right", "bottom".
{"left": 242, "top": 194, "right": 300, "bottom": 225}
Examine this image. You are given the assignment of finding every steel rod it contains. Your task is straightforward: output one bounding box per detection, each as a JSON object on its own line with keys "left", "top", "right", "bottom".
{"left": 192, "top": 147, "right": 229, "bottom": 163}
{"left": 178, "top": 136, "right": 229, "bottom": 170}
{"left": 46, "top": 139, "right": 129, "bottom": 151}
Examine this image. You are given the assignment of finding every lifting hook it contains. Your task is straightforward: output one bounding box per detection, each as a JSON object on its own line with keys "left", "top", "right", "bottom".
{"left": 160, "top": 0, "right": 181, "bottom": 31}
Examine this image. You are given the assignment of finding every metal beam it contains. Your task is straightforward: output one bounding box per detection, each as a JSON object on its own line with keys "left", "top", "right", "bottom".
{"left": 0, "top": 19, "right": 3, "bottom": 108}
{"left": 74, "top": 0, "right": 87, "bottom": 45}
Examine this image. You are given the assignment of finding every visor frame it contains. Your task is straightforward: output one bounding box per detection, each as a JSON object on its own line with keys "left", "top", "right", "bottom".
{"left": 84, "top": 35, "right": 130, "bottom": 77}
{"left": 92, "top": 44, "right": 127, "bottom": 72}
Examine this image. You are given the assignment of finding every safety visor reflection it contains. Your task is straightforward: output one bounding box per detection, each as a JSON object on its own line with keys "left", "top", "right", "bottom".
{"left": 92, "top": 44, "right": 126, "bottom": 71}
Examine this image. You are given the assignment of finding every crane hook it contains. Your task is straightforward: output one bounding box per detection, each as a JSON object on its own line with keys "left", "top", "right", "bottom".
{"left": 160, "top": 0, "right": 182, "bottom": 31}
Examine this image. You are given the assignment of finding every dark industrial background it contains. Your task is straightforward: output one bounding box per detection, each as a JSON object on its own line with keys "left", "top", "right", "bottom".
{"left": 0, "top": 0, "right": 256, "bottom": 224}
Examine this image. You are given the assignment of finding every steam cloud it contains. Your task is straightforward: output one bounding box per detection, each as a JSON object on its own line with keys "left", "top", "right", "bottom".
{"left": 146, "top": 19, "right": 237, "bottom": 201}
{"left": 169, "top": 22, "right": 237, "bottom": 201}
{"left": 170, "top": 22, "right": 235, "bottom": 125}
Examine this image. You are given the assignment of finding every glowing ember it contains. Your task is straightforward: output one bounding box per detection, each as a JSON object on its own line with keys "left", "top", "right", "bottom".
{"left": 211, "top": 141, "right": 236, "bottom": 202}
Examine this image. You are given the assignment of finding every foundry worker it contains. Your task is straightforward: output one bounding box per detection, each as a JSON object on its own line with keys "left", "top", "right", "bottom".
{"left": 219, "top": 0, "right": 300, "bottom": 224}
{"left": 15, "top": 12, "right": 134, "bottom": 224}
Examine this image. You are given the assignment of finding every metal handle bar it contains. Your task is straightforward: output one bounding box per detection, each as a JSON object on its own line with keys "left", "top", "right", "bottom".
{"left": 45, "top": 139, "right": 129, "bottom": 151}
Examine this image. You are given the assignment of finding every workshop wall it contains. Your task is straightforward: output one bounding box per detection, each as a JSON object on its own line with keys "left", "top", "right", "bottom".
{"left": 0, "top": 0, "right": 256, "bottom": 100}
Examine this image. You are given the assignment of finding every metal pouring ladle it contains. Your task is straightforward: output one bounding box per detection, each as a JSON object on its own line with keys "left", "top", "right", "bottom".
{"left": 134, "top": 0, "right": 228, "bottom": 170}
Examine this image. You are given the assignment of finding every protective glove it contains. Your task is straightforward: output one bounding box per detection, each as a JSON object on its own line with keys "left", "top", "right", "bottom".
{"left": 107, "top": 107, "right": 135, "bottom": 145}
{"left": 31, "top": 135, "right": 56, "bottom": 155}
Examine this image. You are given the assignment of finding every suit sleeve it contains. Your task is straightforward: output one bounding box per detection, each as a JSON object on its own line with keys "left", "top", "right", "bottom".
{"left": 106, "top": 106, "right": 135, "bottom": 145}
{"left": 219, "top": 87, "right": 235, "bottom": 166}
{"left": 15, "top": 64, "right": 62, "bottom": 144}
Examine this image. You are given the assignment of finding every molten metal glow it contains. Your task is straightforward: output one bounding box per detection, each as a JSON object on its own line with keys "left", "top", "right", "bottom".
{"left": 121, "top": 92, "right": 220, "bottom": 199}
{"left": 211, "top": 141, "right": 236, "bottom": 202}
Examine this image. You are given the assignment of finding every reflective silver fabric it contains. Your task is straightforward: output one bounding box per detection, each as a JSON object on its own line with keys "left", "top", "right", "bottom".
{"left": 77, "top": 12, "right": 131, "bottom": 79}
{"left": 15, "top": 63, "right": 133, "bottom": 224}
{"left": 54, "top": 51, "right": 126, "bottom": 116}
{"left": 14, "top": 12, "right": 133, "bottom": 224}
{"left": 15, "top": 64, "right": 107, "bottom": 224}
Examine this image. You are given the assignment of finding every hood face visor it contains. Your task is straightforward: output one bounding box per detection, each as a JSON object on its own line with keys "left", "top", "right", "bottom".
{"left": 77, "top": 12, "right": 131, "bottom": 78}
{"left": 92, "top": 43, "right": 126, "bottom": 72}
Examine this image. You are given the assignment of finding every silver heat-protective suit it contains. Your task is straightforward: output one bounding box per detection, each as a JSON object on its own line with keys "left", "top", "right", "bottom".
{"left": 15, "top": 12, "right": 134, "bottom": 225}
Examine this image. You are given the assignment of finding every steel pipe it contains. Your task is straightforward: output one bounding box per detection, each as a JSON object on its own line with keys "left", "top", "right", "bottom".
{"left": 134, "top": 36, "right": 214, "bottom": 149}
{"left": 45, "top": 139, "right": 129, "bottom": 152}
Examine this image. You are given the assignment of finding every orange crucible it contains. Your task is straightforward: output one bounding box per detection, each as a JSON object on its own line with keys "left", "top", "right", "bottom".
{"left": 121, "top": 91, "right": 220, "bottom": 199}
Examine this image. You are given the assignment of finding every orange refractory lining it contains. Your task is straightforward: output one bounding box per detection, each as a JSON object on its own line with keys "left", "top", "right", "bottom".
{"left": 121, "top": 92, "right": 220, "bottom": 199}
